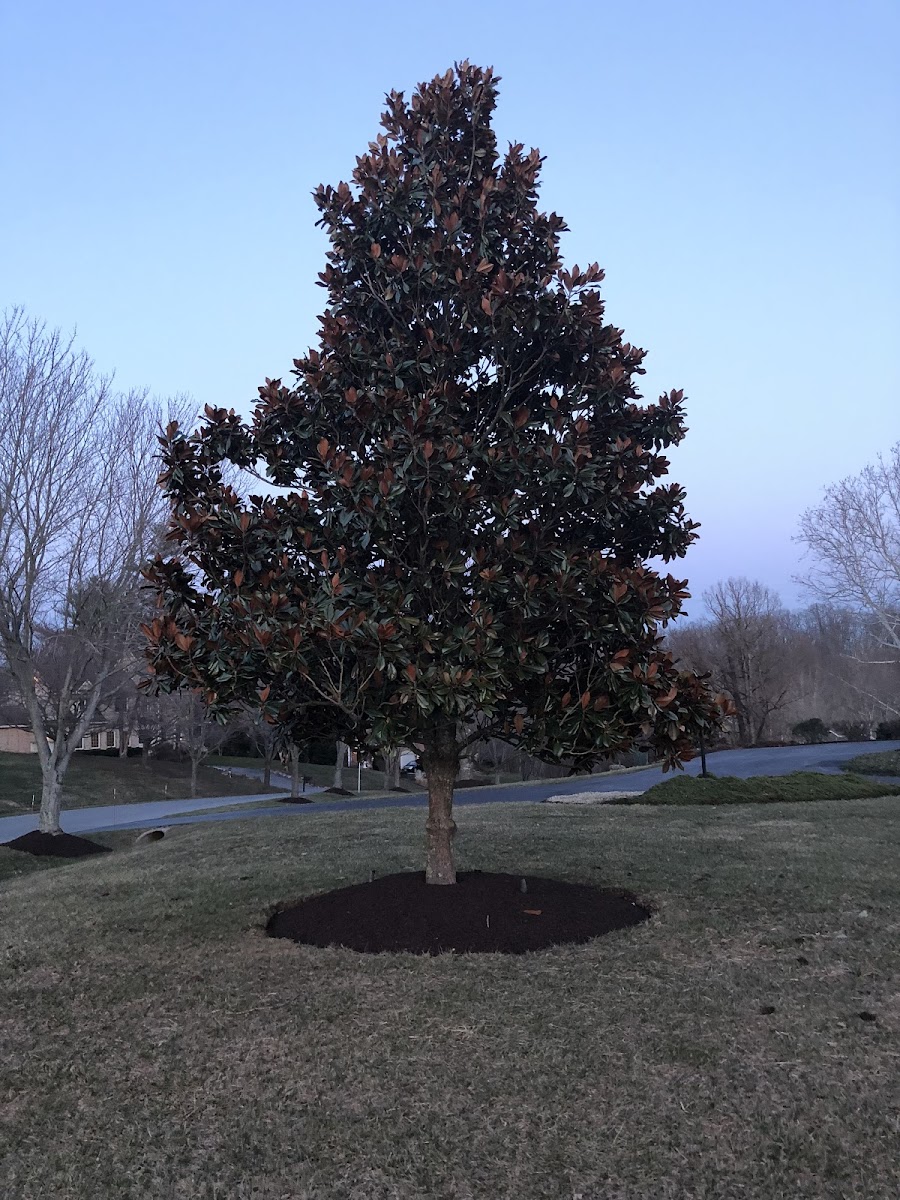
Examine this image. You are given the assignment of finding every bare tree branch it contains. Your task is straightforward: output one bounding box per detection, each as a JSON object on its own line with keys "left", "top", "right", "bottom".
{"left": 0, "top": 306, "right": 194, "bottom": 832}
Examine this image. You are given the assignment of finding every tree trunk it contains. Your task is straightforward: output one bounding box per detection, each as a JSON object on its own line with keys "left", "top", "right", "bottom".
{"left": 38, "top": 766, "right": 64, "bottom": 834}
{"left": 421, "top": 720, "right": 459, "bottom": 885}
{"left": 333, "top": 740, "right": 346, "bottom": 790}
{"left": 190, "top": 756, "right": 199, "bottom": 798}
{"left": 290, "top": 744, "right": 301, "bottom": 798}
{"left": 118, "top": 698, "right": 132, "bottom": 758}
{"left": 385, "top": 751, "right": 401, "bottom": 789}
{"left": 18, "top": 656, "right": 99, "bottom": 836}
{"left": 262, "top": 748, "right": 272, "bottom": 790}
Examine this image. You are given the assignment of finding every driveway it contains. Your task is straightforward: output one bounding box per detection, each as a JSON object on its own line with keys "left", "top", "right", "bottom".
{"left": 2, "top": 739, "right": 893, "bottom": 840}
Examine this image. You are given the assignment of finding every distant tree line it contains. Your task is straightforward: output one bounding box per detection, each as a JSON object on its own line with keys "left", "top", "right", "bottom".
{"left": 667, "top": 441, "right": 900, "bottom": 749}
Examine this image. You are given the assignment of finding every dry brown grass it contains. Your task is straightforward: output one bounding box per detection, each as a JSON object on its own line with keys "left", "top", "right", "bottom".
{"left": 1, "top": 797, "right": 899, "bottom": 1199}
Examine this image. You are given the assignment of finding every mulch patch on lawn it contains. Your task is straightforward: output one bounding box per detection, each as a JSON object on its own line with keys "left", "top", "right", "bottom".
{"left": 266, "top": 870, "right": 650, "bottom": 954}
{"left": 2, "top": 830, "right": 112, "bottom": 858}
{"left": 278, "top": 796, "right": 315, "bottom": 805}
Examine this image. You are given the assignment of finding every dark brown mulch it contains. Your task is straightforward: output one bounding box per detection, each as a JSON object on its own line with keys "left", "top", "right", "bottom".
{"left": 323, "top": 786, "right": 354, "bottom": 796}
{"left": 2, "top": 830, "right": 112, "bottom": 858}
{"left": 266, "top": 871, "right": 650, "bottom": 955}
{"left": 278, "top": 796, "right": 314, "bottom": 805}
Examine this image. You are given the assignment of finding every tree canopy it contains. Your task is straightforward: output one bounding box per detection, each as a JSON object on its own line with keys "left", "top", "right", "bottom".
{"left": 145, "top": 63, "right": 726, "bottom": 882}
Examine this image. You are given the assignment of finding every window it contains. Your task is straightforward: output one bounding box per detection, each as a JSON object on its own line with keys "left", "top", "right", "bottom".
{"left": 106, "top": 731, "right": 115, "bottom": 748}
{"left": 90, "top": 732, "right": 100, "bottom": 749}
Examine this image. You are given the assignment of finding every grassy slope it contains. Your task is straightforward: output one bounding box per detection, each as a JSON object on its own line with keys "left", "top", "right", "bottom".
{"left": 619, "top": 770, "right": 900, "bottom": 806}
{"left": 842, "top": 749, "right": 900, "bottom": 776}
{"left": 0, "top": 752, "right": 284, "bottom": 815}
{"left": 2, "top": 799, "right": 899, "bottom": 1199}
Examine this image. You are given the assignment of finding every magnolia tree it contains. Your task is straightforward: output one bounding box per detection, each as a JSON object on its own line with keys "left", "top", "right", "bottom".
{"left": 145, "top": 64, "right": 726, "bottom": 884}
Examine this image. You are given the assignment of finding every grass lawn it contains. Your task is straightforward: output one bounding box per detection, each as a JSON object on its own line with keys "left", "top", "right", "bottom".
{"left": 842, "top": 749, "right": 900, "bottom": 777}
{"left": 0, "top": 752, "right": 284, "bottom": 815}
{"left": 615, "top": 770, "right": 900, "bottom": 806}
{"left": 207, "top": 754, "right": 396, "bottom": 791}
{"left": 0, "top": 829, "right": 136, "bottom": 887}
{"left": 2, "top": 798, "right": 900, "bottom": 1198}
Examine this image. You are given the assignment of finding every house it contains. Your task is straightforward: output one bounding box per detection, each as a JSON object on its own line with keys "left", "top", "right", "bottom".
{"left": 1, "top": 671, "right": 144, "bottom": 753}
{"left": 76, "top": 725, "right": 141, "bottom": 752}
{"left": 0, "top": 720, "right": 141, "bottom": 754}
{"left": 0, "top": 725, "right": 41, "bottom": 754}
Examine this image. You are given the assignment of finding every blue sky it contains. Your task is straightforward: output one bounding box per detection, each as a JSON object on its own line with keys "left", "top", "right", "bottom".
{"left": 3, "top": 0, "right": 898, "bottom": 614}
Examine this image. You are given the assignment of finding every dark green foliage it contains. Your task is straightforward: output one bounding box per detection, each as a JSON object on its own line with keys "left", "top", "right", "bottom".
{"left": 144, "top": 63, "right": 726, "bottom": 782}
{"left": 611, "top": 771, "right": 899, "bottom": 806}
{"left": 792, "top": 718, "right": 830, "bottom": 744}
{"left": 875, "top": 718, "right": 900, "bottom": 740}
{"left": 306, "top": 739, "right": 346, "bottom": 766}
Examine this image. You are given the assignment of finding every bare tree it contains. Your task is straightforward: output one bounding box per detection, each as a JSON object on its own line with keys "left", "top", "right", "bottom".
{"left": 796, "top": 604, "right": 898, "bottom": 727}
{"left": 245, "top": 709, "right": 278, "bottom": 788}
{"left": 669, "top": 579, "right": 796, "bottom": 745}
{"left": 797, "top": 445, "right": 900, "bottom": 672}
{"left": 171, "top": 691, "right": 227, "bottom": 797}
{"left": 0, "top": 308, "right": 191, "bottom": 832}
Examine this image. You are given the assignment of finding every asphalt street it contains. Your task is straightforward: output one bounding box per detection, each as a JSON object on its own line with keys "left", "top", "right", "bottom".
{"left": 2, "top": 740, "right": 896, "bottom": 841}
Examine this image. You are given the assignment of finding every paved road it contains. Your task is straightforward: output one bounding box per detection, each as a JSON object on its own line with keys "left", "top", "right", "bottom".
{"left": 0, "top": 787, "right": 323, "bottom": 842}
{"left": 2, "top": 740, "right": 893, "bottom": 840}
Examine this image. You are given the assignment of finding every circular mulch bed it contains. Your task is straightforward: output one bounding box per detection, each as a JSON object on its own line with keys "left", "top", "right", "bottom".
{"left": 2, "top": 830, "right": 112, "bottom": 858}
{"left": 266, "top": 871, "right": 650, "bottom": 955}
{"left": 278, "top": 796, "right": 315, "bottom": 805}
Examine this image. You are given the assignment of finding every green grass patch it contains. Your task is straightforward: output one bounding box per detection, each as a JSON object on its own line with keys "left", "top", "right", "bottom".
{"left": 614, "top": 770, "right": 900, "bottom": 806}
{"left": 2, "top": 799, "right": 900, "bottom": 1197}
{"left": 0, "top": 752, "right": 284, "bottom": 815}
{"left": 841, "top": 749, "right": 900, "bottom": 777}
